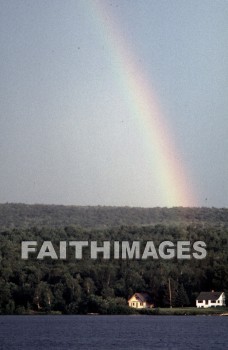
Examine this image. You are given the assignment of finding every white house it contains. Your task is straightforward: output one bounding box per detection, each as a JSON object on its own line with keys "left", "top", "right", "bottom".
{"left": 128, "top": 292, "right": 154, "bottom": 309}
{"left": 196, "top": 291, "right": 226, "bottom": 308}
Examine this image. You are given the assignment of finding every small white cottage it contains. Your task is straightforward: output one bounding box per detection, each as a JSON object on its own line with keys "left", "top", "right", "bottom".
{"left": 196, "top": 291, "right": 225, "bottom": 308}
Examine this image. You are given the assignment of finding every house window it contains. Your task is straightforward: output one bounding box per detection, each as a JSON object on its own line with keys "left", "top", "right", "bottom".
{"left": 132, "top": 302, "right": 135, "bottom": 306}
{"left": 136, "top": 302, "right": 138, "bottom": 308}
{"left": 218, "top": 300, "right": 220, "bottom": 303}
{"left": 140, "top": 303, "right": 143, "bottom": 306}
{"left": 211, "top": 300, "right": 215, "bottom": 303}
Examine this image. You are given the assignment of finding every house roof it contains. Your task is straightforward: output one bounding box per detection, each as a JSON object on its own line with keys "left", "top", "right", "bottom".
{"left": 196, "top": 291, "right": 223, "bottom": 301}
{"left": 131, "top": 292, "right": 153, "bottom": 304}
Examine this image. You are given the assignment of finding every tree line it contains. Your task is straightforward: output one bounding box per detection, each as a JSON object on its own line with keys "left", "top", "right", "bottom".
{"left": 0, "top": 203, "right": 228, "bottom": 229}
{"left": 0, "top": 222, "right": 227, "bottom": 314}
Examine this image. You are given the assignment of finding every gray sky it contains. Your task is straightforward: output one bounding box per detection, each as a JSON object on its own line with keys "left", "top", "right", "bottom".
{"left": 0, "top": 0, "right": 227, "bottom": 208}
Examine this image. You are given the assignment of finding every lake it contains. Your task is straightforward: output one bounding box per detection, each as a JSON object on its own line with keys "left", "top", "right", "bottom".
{"left": 0, "top": 315, "right": 227, "bottom": 349}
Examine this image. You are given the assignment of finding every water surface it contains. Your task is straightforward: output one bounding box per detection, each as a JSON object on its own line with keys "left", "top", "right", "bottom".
{"left": 0, "top": 315, "right": 227, "bottom": 349}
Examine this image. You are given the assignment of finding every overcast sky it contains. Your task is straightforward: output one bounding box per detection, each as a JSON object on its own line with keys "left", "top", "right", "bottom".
{"left": 0, "top": 0, "right": 227, "bottom": 208}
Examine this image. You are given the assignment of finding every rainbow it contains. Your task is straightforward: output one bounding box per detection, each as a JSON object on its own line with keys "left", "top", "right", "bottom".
{"left": 86, "top": 1, "right": 197, "bottom": 207}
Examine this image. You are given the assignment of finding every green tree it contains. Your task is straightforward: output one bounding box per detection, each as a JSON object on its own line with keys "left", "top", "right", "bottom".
{"left": 175, "top": 283, "right": 189, "bottom": 307}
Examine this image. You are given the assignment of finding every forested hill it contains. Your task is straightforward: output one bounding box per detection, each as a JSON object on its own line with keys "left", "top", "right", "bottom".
{"left": 0, "top": 203, "right": 228, "bottom": 314}
{"left": 0, "top": 203, "right": 227, "bottom": 228}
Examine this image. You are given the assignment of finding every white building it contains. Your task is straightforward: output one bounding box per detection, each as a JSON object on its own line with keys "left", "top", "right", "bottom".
{"left": 196, "top": 291, "right": 226, "bottom": 308}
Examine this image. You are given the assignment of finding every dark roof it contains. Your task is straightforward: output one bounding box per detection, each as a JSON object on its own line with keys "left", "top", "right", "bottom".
{"left": 133, "top": 292, "right": 153, "bottom": 304}
{"left": 196, "top": 291, "right": 223, "bottom": 301}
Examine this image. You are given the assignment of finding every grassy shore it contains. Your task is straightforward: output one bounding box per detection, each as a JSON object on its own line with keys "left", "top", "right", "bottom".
{"left": 139, "top": 307, "right": 228, "bottom": 316}
{"left": 2, "top": 306, "right": 228, "bottom": 316}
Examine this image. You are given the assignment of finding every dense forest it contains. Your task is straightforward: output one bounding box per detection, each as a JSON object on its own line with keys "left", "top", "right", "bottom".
{"left": 0, "top": 204, "right": 227, "bottom": 314}
{"left": 0, "top": 203, "right": 228, "bottom": 228}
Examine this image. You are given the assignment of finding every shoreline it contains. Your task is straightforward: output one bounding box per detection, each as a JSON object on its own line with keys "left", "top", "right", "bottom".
{"left": 1, "top": 307, "right": 228, "bottom": 317}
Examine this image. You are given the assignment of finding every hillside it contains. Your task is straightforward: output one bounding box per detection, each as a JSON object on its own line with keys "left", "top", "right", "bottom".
{"left": 0, "top": 203, "right": 227, "bottom": 315}
{"left": 0, "top": 203, "right": 228, "bottom": 229}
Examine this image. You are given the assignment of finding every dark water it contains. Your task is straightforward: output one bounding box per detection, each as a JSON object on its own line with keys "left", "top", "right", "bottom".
{"left": 0, "top": 315, "right": 227, "bottom": 350}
